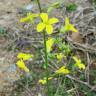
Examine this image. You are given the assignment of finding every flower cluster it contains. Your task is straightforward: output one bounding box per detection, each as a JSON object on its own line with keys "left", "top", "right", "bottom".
{"left": 61, "top": 17, "right": 78, "bottom": 33}
{"left": 16, "top": 52, "right": 33, "bottom": 72}
{"left": 37, "top": 13, "right": 59, "bottom": 35}
{"left": 20, "top": 13, "right": 38, "bottom": 23}
{"left": 38, "top": 66, "right": 70, "bottom": 85}
{"left": 38, "top": 77, "right": 53, "bottom": 85}
{"left": 19, "top": 12, "right": 86, "bottom": 85}
{"left": 73, "top": 56, "right": 85, "bottom": 70}
{"left": 56, "top": 53, "right": 64, "bottom": 61}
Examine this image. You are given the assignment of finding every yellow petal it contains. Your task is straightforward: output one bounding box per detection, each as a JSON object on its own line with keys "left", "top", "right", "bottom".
{"left": 78, "top": 63, "right": 85, "bottom": 70}
{"left": 38, "top": 79, "right": 46, "bottom": 85}
{"left": 17, "top": 52, "right": 33, "bottom": 61}
{"left": 23, "top": 66, "right": 29, "bottom": 72}
{"left": 73, "top": 56, "right": 85, "bottom": 70}
{"left": 37, "top": 22, "right": 45, "bottom": 32}
{"left": 55, "top": 66, "right": 70, "bottom": 74}
{"left": 48, "top": 18, "right": 59, "bottom": 24}
{"left": 27, "top": 13, "right": 38, "bottom": 18}
{"left": 65, "top": 17, "right": 70, "bottom": 25}
{"left": 40, "top": 13, "right": 48, "bottom": 23}
{"left": 64, "top": 17, "right": 78, "bottom": 32}
{"left": 64, "top": 23, "right": 71, "bottom": 32}
{"left": 56, "top": 53, "right": 64, "bottom": 61}
{"left": 69, "top": 24, "right": 78, "bottom": 32}
{"left": 16, "top": 60, "right": 25, "bottom": 68}
{"left": 46, "top": 38, "right": 54, "bottom": 53}
{"left": 73, "top": 56, "right": 79, "bottom": 63}
{"left": 73, "top": 56, "right": 81, "bottom": 64}
{"left": 20, "top": 13, "right": 38, "bottom": 23}
{"left": 48, "top": 77, "right": 53, "bottom": 80}
{"left": 16, "top": 60, "right": 29, "bottom": 72}
{"left": 75, "top": 63, "right": 85, "bottom": 70}
{"left": 20, "top": 17, "right": 29, "bottom": 22}
{"left": 33, "top": 14, "right": 39, "bottom": 17}
{"left": 46, "top": 25, "right": 53, "bottom": 34}
{"left": 64, "top": 17, "right": 70, "bottom": 32}
{"left": 38, "top": 77, "right": 53, "bottom": 85}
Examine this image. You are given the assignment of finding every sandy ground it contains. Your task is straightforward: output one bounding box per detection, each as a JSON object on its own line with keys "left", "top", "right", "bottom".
{"left": 0, "top": 0, "right": 53, "bottom": 94}
{"left": 0, "top": 0, "right": 31, "bottom": 94}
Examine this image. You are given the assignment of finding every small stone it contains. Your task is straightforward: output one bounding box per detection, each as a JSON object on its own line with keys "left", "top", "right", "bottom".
{"left": 25, "top": 4, "right": 33, "bottom": 11}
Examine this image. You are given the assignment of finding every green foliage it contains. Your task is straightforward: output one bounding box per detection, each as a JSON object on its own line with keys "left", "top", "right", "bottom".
{"left": 79, "top": 84, "right": 96, "bottom": 96}
{"left": 91, "top": 0, "right": 96, "bottom": 5}
{"left": 66, "top": 3, "right": 77, "bottom": 12}
{"left": 47, "top": 2, "right": 61, "bottom": 13}
{"left": 10, "top": 73, "right": 34, "bottom": 96}
{"left": 55, "top": 37, "right": 71, "bottom": 55}
{"left": 0, "top": 26, "right": 7, "bottom": 36}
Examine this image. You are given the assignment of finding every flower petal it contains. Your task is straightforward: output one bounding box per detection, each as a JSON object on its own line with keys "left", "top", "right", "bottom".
{"left": 73, "top": 56, "right": 79, "bottom": 63}
{"left": 38, "top": 77, "right": 53, "bottom": 85}
{"left": 64, "top": 17, "right": 78, "bottom": 32}
{"left": 63, "top": 24, "right": 70, "bottom": 32}
{"left": 23, "top": 66, "right": 30, "bottom": 72}
{"left": 40, "top": 13, "right": 48, "bottom": 23}
{"left": 78, "top": 63, "right": 85, "bottom": 70}
{"left": 69, "top": 24, "right": 78, "bottom": 32}
{"left": 20, "top": 17, "right": 29, "bottom": 22}
{"left": 20, "top": 13, "right": 38, "bottom": 23}
{"left": 48, "top": 18, "right": 59, "bottom": 24}
{"left": 56, "top": 53, "right": 64, "bottom": 61}
{"left": 38, "top": 79, "right": 46, "bottom": 85}
{"left": 46, "top": 25, "right": 53, "bottom": 34}
{"left": 16, "top": 60, "right": 29, "bottom": 72}
{"left": 37, "top": 23, "right": 45, "bottom": 32}
{"left": 73, "top": 56, "right": 81, "bottom": 64}
{"left": 65, "top": 17, "right": 70, "bottom": 25}
{"left": 46, "top": 38, "right": 54, "bottom": 53}
{"left": 75, "top": 63, "right": 85, "bottom": 70}
{"left": 27, "top": 13, "right": 38, "bottom": 17}
{"left": 17, "top": 52, "right": 33, "bottom": 61}
{"left": 55, "top": 66, "right": 70, "bottom": 74}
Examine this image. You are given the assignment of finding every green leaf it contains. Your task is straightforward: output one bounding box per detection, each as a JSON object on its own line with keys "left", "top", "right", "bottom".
{"left": 0, "top": 26, "right": 6, "bottom": 36}
{"left": 60, "top": 26, "right": 66, "bottom": 33}
{"left": 51, "top": 2, "right": 60, "bottom": 8}
{"left": 47, "top": 7, "right": 54, "bottom": 13}
{"left": 66, "top": 3, "right": 77, "bottom": 12}
{"left": 47, "top": 2, "right": 60, "bottom": 13}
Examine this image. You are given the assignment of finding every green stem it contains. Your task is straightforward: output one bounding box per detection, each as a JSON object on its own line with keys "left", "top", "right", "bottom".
{"left": 36, "top": 0, "right": 50, "bottom": 95}
{"left": 36, "top": 0, "right": 42, "bottom": 13}
{"left": 43, "top": 31, "right": 50, "bottom": 96}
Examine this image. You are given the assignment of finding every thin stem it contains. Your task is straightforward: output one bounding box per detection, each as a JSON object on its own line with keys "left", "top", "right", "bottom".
{"left": 36, "top": 0, "right": 50, "bottom": 95}
{"left": 43, "top": 31, "right": 50, "bottom": 96}
{"left": 36, "top": 0, "right": 42, "bottom": 13}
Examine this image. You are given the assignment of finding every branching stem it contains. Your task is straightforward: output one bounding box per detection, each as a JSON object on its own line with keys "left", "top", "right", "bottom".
{"left": 36, "top": 0, "right": 50, "bottom": 95}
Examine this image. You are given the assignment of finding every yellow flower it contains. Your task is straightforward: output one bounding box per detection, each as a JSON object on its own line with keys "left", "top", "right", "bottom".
{"left": 16, "top": 60, "right": 29, "bottom": 72}
{"left": 37, "top": 13, "right": 59, "bottom": 34}
{"left": 38, "top": 77, "right": 53, "bottom": 85}
{"left": 17, "top": 52, "right": 33, "bottom": 61}
{"left": 62, "top": 17, "right": 78, "bottom": 33}
{"left": 20, "top": 13, "right": 38, "bottom": 23}
{"left": 38, "top": 79, "right": 46, "bottom": 85}
{"left": 73, "top": 56, "right": 85, "bottom": 70}
{"left": 46, "top": 38, "right": 54, "bottom": 53}
{"left": 56, "top": 53, "right": 64, "bottom": 61}
{"left": 55, "top": 66, "right": 70, "bottom": 74}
